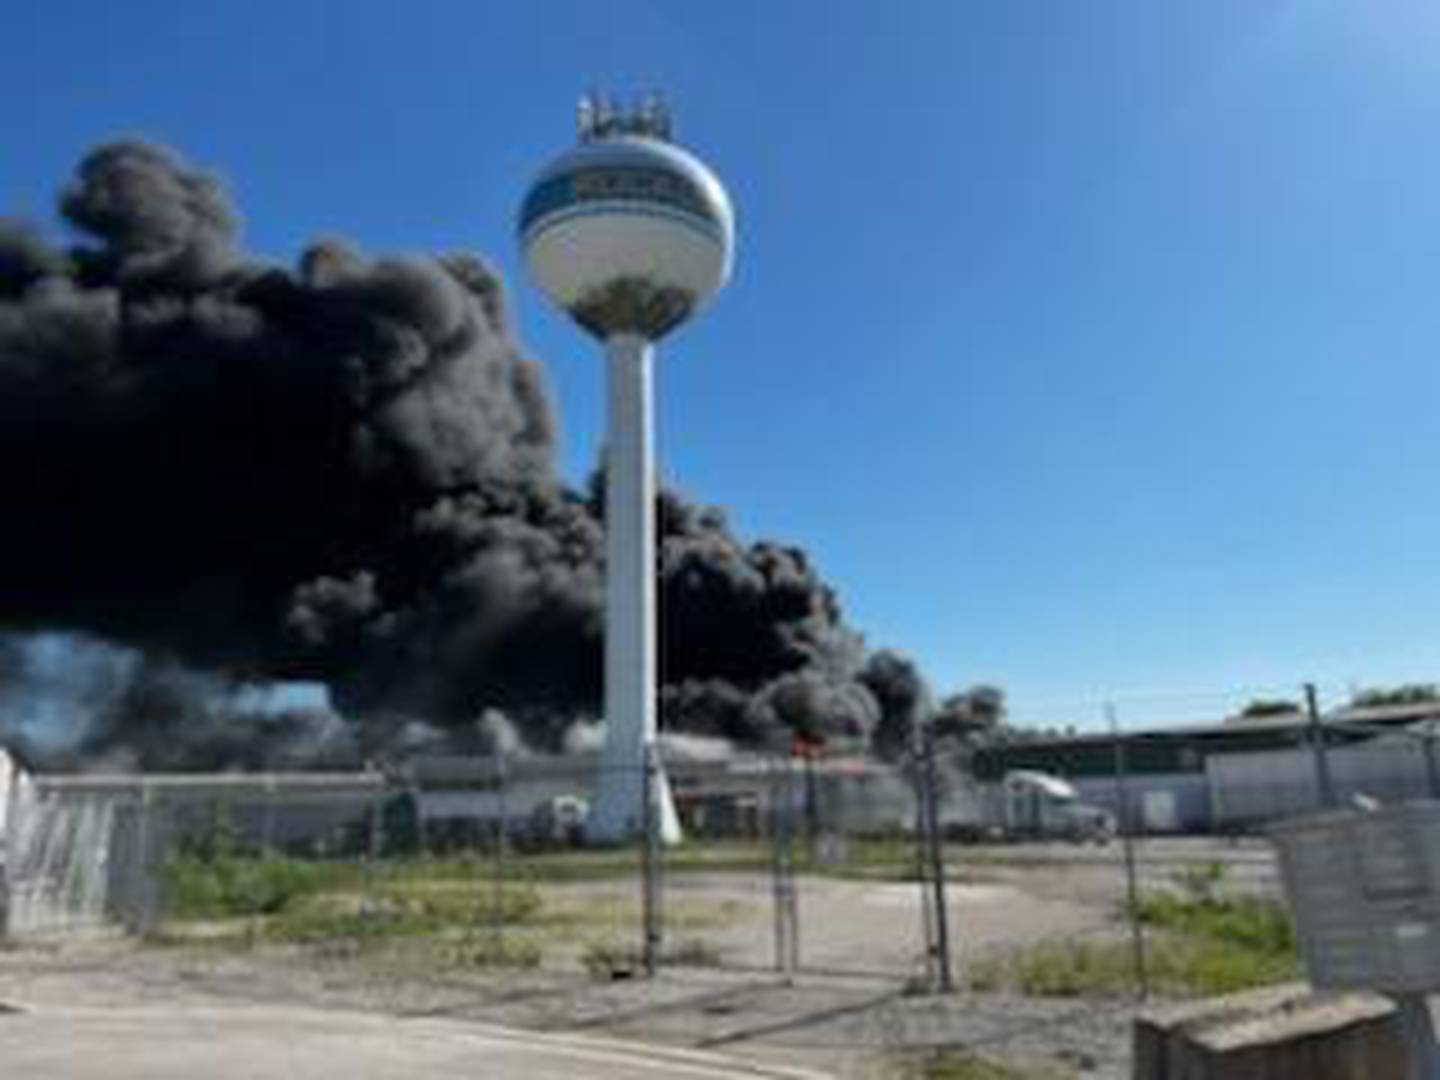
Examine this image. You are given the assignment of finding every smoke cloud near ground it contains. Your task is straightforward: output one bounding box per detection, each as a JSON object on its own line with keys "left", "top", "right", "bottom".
{"left": 0, "top": 140, "right": 950, "bottom": 770}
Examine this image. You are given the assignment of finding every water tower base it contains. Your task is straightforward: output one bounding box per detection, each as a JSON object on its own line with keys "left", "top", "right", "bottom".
{"left": 584, "top": 763, "right": 683, "bottom": 846}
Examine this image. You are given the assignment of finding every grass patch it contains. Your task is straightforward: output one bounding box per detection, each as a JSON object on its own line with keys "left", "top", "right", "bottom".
{"left": 247, "top": 880, "right": 542, "bottom": 943}
{"left": 811, "top": 836, "right": 925, "bottom": 881}
{"left": 157, "top": 850, "right": 736, "bottom": 973}
{"left": 969, "top": 933, "right": 1296, "bottom": 999}
{"left": 443, "top": 933, "right": 543, "bottom": 969}
{"left": 898, "top": 1050, "right": 1065, "bottom": 1079}
{"left": 501, "top": 836, "right": 942, "bottom": 884}
{"left": 507, "top": 841, "right": 768, "bottom": 884}
{"left": 1137, "top": 890, "right": 1296, "bottom": 957}
{"left": 163, "top": 852, "right": 545, "bottom": 954}
{"left": 970, "top": 882, "right": 1300, "bottom": 999}
{"left": 165, "top": 854, "right": 352, "bottom": 918}
{"left": 163, "top": 853, "right": 512, "bottom": 920}
{"left": 162, "top": 837, "right": 958, "bottom": 906}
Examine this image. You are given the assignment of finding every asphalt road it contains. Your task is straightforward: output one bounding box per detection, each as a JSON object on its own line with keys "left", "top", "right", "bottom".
{"left": 0, "top": 1002, "right": 827, "bottom": 1079}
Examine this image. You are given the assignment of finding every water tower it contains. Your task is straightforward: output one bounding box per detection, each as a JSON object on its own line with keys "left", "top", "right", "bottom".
{"left": 519, "top": 94, "right": 735, "bottom": 843}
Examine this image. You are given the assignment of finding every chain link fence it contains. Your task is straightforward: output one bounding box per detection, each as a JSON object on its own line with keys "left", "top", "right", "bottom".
{"left": 0, "top": 742, "right": 962, "bottom": 991}
{"left": 6, "top": 684, "right": 1440, "bottom": 1032}
{"left": 956, "top": 686, "right": 1440, "bottom": 1005}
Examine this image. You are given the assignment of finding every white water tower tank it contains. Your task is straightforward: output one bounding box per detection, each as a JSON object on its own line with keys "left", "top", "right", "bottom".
{"left": 518, "top": 100, "right": 734, "bottom": 342}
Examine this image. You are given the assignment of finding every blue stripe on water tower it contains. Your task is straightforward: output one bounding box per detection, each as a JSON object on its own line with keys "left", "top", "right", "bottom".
{"left": 520, "top": 201, "right": 727, "bottom": 250}
{"left": 518, "top": 167, "right": 723, "bottom": 238}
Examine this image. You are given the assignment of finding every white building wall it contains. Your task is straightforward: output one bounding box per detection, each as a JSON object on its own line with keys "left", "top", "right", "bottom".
{"left": 1209, "top": 737, "right": 1431, "bottom": 828}
{"left": 1069, "top": 773, "right": 1212, "bottom": 833}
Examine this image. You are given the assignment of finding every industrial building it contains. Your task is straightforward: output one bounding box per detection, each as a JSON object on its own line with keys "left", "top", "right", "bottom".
{"left": 970, "top": 702, "right": 1440, "bottom": 833}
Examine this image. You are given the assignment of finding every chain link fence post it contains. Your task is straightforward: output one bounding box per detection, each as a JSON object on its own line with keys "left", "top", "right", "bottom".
{"left": 802, "top": 748, "right": 820, "bottom": 859}
{"left": 488, "top": 753, "right": 506, "bottom": 955}
{"left": 409, "top": 769, "right": 428, "bottom": 860}
{"left": 914, "top": 741, "right": 937, "bottom": 990}
{"left": 1421, "top": 720, "right": 1440, "bottom": 800}
{"left": 918, "top": 723, "right": 954, "bottom": 993}
{"left": 771, "top": 752, "right": 799, "bottom": 981}
{"left": 1109, "top": 704, "right": 1149, "bottom": 1001}
{"left": 133, "top": 779, "right": 156, "bottom": 937}
{"left": 362, "top": 774, "right": 383, "bottom": 921}
{"left": 786, "top": 801, "right": 800, "bottom": 977}
{"left": 260, "top": 776, "right": 276, "bottom": 861}
{"left": 641, "top": 743, "right": 663, "bottom": 976}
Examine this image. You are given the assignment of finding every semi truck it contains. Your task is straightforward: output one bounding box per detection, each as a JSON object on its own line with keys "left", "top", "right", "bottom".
{"left": 996, "top": 770, "right": 1115, "bottom": 843}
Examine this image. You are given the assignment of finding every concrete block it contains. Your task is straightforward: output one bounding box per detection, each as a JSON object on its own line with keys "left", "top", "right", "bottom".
{"left": 1133, "top": 982, "right": 1410, "bottom": 1080}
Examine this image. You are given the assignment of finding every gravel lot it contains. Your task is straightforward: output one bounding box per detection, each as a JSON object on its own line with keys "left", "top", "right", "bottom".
{"left": 0, "top": 837, "right": 1282, "bottom": 1078}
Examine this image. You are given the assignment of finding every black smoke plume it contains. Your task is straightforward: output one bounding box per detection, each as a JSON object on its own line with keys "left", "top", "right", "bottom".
{"left": 0, "top": 141, "right": 931, "bottom": 769}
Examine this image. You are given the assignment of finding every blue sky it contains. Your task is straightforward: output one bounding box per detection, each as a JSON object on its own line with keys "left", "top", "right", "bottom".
{"left": 6, "top": 1, "right": 1440, "bottom": 728}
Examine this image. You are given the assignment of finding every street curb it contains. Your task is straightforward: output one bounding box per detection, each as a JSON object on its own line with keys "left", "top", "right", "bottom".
{"left": 1, "top": 1000, "right": 833, "bottom": 1079}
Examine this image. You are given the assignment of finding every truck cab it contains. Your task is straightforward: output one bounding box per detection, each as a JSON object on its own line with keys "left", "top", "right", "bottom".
{"left": 1002, "top": 770, "right": 1114, "bottom": 843}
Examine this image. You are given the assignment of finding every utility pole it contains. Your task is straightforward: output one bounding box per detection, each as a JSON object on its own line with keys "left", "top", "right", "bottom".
{"left": 1305, "top": 683, "right": 1337, "bottom": 809}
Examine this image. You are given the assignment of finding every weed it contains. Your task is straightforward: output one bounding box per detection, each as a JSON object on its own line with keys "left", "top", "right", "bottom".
{"left": 581, "top": 939, "right": 644, "bottom": 979}
{"left": 445, "top": 933, "right": 543, "bottom": 969}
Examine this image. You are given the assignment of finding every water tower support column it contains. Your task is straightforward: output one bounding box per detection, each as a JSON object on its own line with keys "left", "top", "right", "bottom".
{"left": 588, "top": 331, "right": 680, "bottom": 844}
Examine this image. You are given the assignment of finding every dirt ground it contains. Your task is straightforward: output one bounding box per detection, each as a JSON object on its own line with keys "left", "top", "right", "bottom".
{"left": 0, "top": 837, "right": 1281, "bottom": 1079}
{"left": 660, "top": 835, "right": 1280, "bottom": 975}
{"left": 0, "top": 939, "right": 1138, "bottom": 1079}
